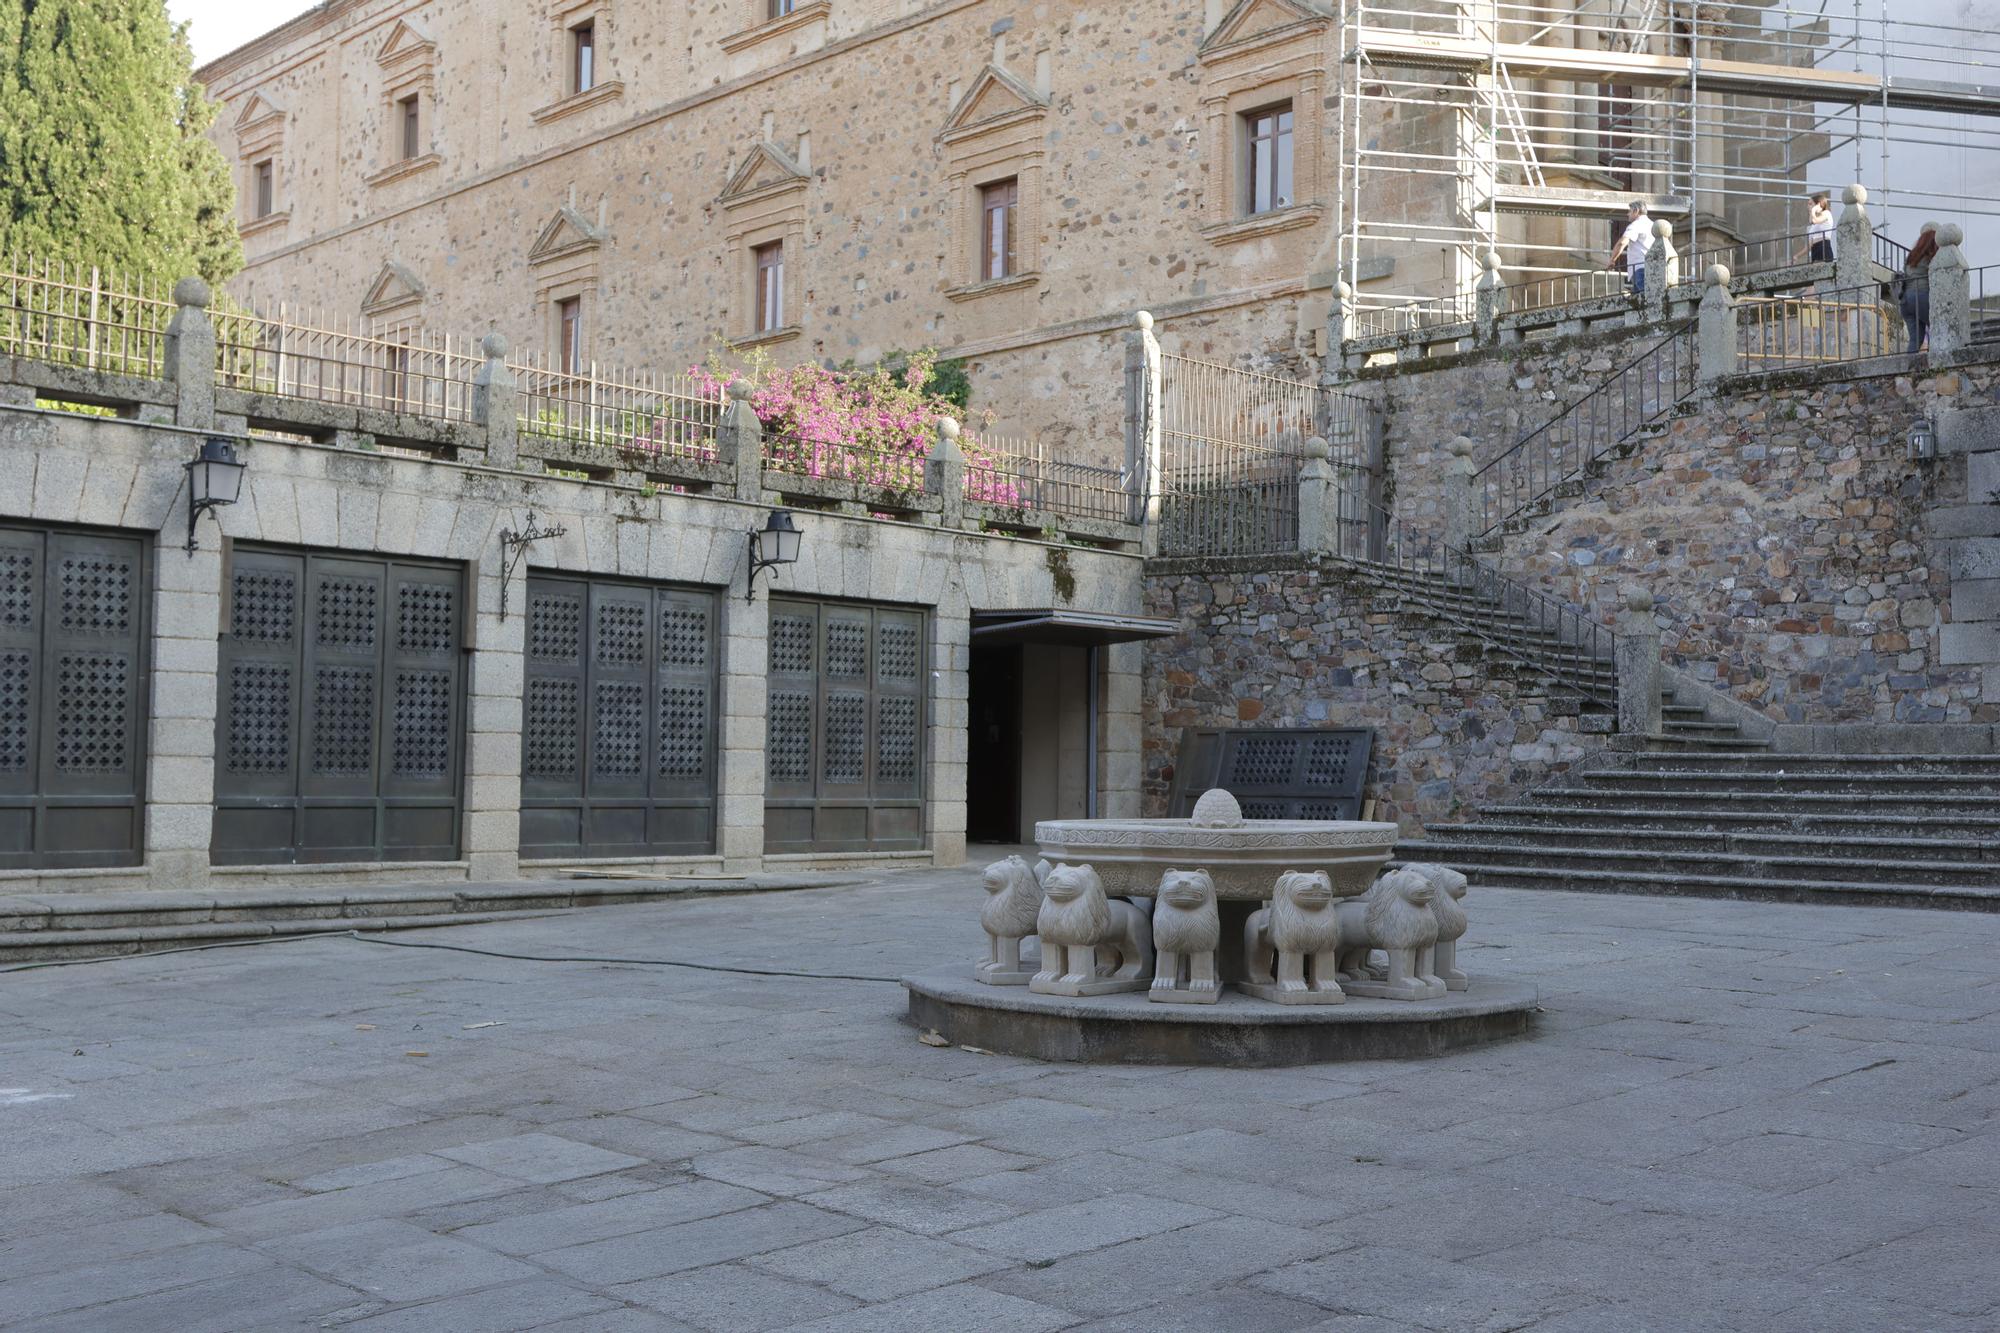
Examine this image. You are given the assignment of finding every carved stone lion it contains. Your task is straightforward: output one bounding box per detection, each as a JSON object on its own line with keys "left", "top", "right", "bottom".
{"left": 1335, "top": 868, "right": 1444, "bottom": 1000}
{"left": 1031, "top": 862, "right": 1154, "bottom": 997}
{"left": 1149, "top": 868, "right": 1221, "bottom": 1005}
{"left": 1407, "top": 862, "right": 1469, "bottom": 990}
{"left": 975, "top": 855, "right": 1045, "bottom": 986}
{"left": 1242, "top": 870, "right": 1345, "bottom": 1005}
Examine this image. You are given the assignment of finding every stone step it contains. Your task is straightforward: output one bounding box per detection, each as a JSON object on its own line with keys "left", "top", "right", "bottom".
{"left": 1578, "top": 770, "right": 2000, "bottom": 795}
{"left": 1388, "top": 852, "right": 2000, "bottom": 911}
{"left": 1519, "top": 786, "right": 2000, "bottom": 817}
{"left": 1469, "top": 803, "right": 2000, "bottom": 840}
{"left": 1406, "top": 838, "right": 2000, "bottom": 889}
{"left": 1423, "top": 819, "right": 2000, "bottom": 861}
{"left": 1618, "top": 752, "right": 2000, "bottom": 775}
{"left": 1634, "top": 733, "right": 1771, "bottom": 750}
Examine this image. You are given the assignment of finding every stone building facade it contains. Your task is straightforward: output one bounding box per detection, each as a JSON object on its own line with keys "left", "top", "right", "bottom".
{"left": 195, "top": 0, "right": 1370, "bottom": 453}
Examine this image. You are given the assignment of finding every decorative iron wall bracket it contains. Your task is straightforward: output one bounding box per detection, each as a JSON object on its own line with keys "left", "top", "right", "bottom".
{"left": 498, "top": 510, "right": 567, "bottom": 619}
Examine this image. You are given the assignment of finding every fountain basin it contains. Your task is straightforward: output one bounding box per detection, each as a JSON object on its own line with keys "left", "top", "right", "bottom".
{"left": 1034, "top": 816, "right": 1400, "bottom": 901}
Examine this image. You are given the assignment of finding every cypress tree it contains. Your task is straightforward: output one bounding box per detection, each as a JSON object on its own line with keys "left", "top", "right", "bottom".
{"left": 0, "top": 0, "right": 242, "bottom": 284}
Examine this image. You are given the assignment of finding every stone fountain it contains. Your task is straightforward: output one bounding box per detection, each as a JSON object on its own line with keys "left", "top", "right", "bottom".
{"left": 902, "top": 790, "right": 1538, "bottom": 1066}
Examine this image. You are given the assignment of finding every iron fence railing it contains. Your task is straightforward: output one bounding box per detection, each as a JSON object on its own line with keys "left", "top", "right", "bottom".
{"left": 1348, "top": 291, "right": 1478, "bottom": 340}
{"left": 1875, "top": 233, "right": 1914, "bottom": 272}
{"left": 0, "top": 256, "right": 175, "bottom": 379}
{"left": 1473, "top": 319, "right": 1697, "bottom": 538}
{"left": 1688, "top": 230, "right": 1825, "bottom": 280}
{"left": 1498, "top": 269, "right": 1631, "bottom": 314}
{"left": 761, "top": 431, "right": 928, "bottom": 496}
{"left": 213, "top": 306, "right": 486, "bottom": 421}
{"left": 512, "top": 350, "right": 721, "bottom": 458}
{"left": 1323, "top": 387, "right": 1376, "bottom": 469}
{"left": 1157, "top": 460, "right": 1302, "bottom": 559}
{"left": 1971, "top": 266, "right": 2000, "bottom": 346}
{"left": 1736, "top": 283, "right": 1902, "bottom": 370}
{"left": 965, "top": 435, "right": 1130, "bottom": 523}
{"left": 1330, "top": 484, "right": 1620, "bottom": 708}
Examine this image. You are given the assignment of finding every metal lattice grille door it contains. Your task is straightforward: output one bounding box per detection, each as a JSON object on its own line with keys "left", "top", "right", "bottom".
{"left": 764, "top": 598, "right": 925, "bottom": 854}
{"left": 0, "top": 524, "right": 149, "bottom": 869}
{"left": 520, "top": 576, "right": 718, "bottom": 858}
{"left": 213, "top": 547, "right": 465, "bottom": 865}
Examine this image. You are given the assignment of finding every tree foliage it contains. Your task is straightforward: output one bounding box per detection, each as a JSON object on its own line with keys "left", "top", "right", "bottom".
{"left": 0, "top": 0, "right": 241, "bottom": 283}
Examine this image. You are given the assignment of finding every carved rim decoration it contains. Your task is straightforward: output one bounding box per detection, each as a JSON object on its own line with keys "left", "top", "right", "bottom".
{"left": 1036, "top": 818, "right": 1399, "bottom": 851}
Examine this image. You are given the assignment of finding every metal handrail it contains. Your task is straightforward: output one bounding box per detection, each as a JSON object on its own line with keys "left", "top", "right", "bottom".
{"left": 1330, "top": 483, "right": 1620, "bottom": 709}
{"left": 1471, "top": 318, "right": 1697, "bottom": 538}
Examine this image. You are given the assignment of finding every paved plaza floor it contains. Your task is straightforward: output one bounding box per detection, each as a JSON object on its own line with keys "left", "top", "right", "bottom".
{"left": 2, "top": 860, "right": 1998, "bottom": 1331}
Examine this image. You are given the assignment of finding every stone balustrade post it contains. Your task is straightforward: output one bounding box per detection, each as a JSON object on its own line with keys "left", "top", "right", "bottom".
{"left": 1124, "top": 310, "right": 1163, "bottom": 552}
{"left": 1297, "top": 436, "right": 1335, "bottom": 555}
{"left": 1331, "top": 280, "right": 1358, "bottom": 369}
{"left": 1474, "top": 252, "right": 1504, "bottom": 346}
{"left": 1697, "top": 264, "right": 1737, "bottom": 387}
{"left": 1615, "top": 587, "right": 1664, "bottom": 737}
{"left": 1442, "top": 436, "right": 1477, "bottom": 550}
{"left": 1929, "top": 223, "right": 1971, "bottom": 356}
{"left": 718, "top": 378, "right": 765, "bottom": 502}
{"left": 928, "top": 416, "right": 967, "bottom": 529}
{"left": 471, "top": 331, "right": 518, "bottom": 468}
{"left": 1834, "top": 183, "right": 1873, "bottom": 288}
{"left": 163, "top": 277, "right": 217, "bottom": 430}
{"left": 1645, "top": 221, "right": 1679, "bottom": 323}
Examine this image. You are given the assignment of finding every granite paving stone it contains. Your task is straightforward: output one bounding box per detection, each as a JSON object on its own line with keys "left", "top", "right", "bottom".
{"left": 2, "top": 865, "right": 1997, "bottom": 1330}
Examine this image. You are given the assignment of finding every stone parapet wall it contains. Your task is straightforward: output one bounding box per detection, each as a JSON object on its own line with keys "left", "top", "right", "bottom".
{"left": 1141, "top": 556, "right": 1609, "bottom": 834}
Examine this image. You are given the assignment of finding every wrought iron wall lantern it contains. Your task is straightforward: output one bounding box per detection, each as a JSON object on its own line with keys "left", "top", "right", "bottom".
{"left": 745, "top": 509, "right": 803, "bottom": 602}
{"left": 1907, "top": 417, "right": 1937, "bottom": 461}
{"left": 184, "top": 436, "right": 246, "bottom": 556}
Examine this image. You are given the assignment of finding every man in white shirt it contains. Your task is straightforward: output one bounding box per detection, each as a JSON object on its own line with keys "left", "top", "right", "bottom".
{"left": 1609, "top": 200, "right": 1653, "bottom": 297}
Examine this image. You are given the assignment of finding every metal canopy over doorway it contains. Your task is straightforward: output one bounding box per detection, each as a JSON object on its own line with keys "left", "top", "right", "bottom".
{"left": 971, "top": 608, "right": 1180, "bottom": 647}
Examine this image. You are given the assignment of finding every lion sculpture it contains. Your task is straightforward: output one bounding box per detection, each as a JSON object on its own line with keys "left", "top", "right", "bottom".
{"left": 1242, "top": 870, "right": 1345, "bottom": 1005}
{"left": 1408, "top": 862, "right": 1470, "bottom": 990}
{"left": 975, "top": 854, "right": 1045, "bottom": 985}
{"left": 1149, "top": 868, "right": 1221, "bottom": 1005}
{"left": 1335, "top": 868, "right": 1444, "bottom": 1000}
{"left": 1031, "top": 862, "right": 1154, "bottom": 997}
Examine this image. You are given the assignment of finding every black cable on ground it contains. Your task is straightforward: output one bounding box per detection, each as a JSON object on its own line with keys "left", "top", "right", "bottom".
{"left": 2, "top": 927, "right": 901, "bottom": 984}
{"left": 342, "top": 931, "right": 902, "bottom": 983}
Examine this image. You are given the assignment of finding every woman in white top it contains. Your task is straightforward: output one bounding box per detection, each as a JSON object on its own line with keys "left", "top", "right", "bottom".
{"left": 1797, "top": 191, "right": 1834, "bottom": 263}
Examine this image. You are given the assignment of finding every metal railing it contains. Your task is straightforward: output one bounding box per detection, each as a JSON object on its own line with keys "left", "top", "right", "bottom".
{"left": 214, "top": 306, "right": 486, "bottom": 421}
{"left": 1688, "top": 230, "right": 1826, "bottom": 280}
{"left": 965, "top": 435, "right": 1130, "bottom": 523}
{"left": 513, "top": 350, "right": 721, "bottom": 459}
{"left": 1499, "top": 269, "right": 1631, "bottom": 314}
{"left": 0, "top": 256, "right": 175, "bottom": 378}
{"left": 1971, "top": 266, "right": 2000, "bottom": 346}
{"left": 1157, "top": 351, "right": 1319, "bottom": 463}
{"left": 1875, "top": 233, "right": 1914, "bottom": 273}
{"left": 1348, "top": 290, "right": 1478, "bottom": 340}
{"left": 1473, "top": 319, "right": 1697, "bottom": 537}
{"left": 1330, "top": 483, "right": 1619, "bottom": 708}
{"left": 1156, "top": 456, "right": 1302, "bottom": 559}
{"left": 761, "top": 431, "right": 928, "bottom": 496}
{"left": 1736, "top": 283, "right": 1902, "bottom": 370}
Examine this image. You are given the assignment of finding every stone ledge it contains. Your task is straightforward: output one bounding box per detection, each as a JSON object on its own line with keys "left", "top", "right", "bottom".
{"left": 903, "top": 966, "right": 1538, "bottom": 1066}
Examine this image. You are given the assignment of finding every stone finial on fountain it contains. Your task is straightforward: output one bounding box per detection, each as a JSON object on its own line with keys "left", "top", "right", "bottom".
{"left": 1190, "top": 788, "right": 1245, "bottom": 829}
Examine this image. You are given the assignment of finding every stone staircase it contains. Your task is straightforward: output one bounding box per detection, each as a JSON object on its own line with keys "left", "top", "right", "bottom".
{"left": 1399, "top": 747, "right": 2000, "bottom": 910}
{"left": 1338, "top": 558, "right": 1755, "bottom": 751}
{"left": 1470, "top": 402, "right": 1698, "bottom": 547}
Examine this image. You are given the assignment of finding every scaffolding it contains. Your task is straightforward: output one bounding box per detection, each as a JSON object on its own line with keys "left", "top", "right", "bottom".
{"left": 1336, "top": 0, "right": 2000, "bottom": 312}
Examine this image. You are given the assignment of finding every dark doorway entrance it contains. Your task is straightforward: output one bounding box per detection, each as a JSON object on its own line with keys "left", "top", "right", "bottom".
{"left": 966, "top": 642, "right": 1022, "bottom": 845}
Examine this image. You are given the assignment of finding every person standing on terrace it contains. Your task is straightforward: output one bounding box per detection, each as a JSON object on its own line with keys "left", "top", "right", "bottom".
{"left": 1901, "top": 223, "right": 1939, "bottom": 356}
{"left": 1610, "top": 200, "right": 1653, "bottom": 297}
{"left": 1797, "top": 191, "right": 1834, "bottom": 263}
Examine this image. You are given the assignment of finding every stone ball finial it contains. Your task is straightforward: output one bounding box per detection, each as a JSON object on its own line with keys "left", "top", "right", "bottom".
{"left": 936, "top": 416, "right": 961, "bottom": 440}
{"left": 1653, "top": 219, "right": 1673, "bottom": 239}
{"left": 726, "top": 377, "right": 755, "bottom": 401}
{"left": 1706, "top": 263, "right": 1731, "bottom": 287}
{"left": 480, "top": 331, "right": 509, "bottom": 360}
{"left": 172, "top": 277, "right": 211, "bottom": 309}
{"left": 1305, "top": 435, "right": 1330, "bottom": 461}
{"left": 1335, "top": 279, "right": 1354, "bottom": 300}
{"left": 1135, "top": 310, "right": 1154, "bottom": 331}
{"left": 1481, "top": 250, "right": 1502, "bottom": 272}
{"left": 1190, "top": 788, "right": 1245, "bottom": 829}
{"left": 1843, "top": 183, "right": 1867, "bottom": 206}
{"left": 1448, "top": 435, "right": 1473, "bottom": 459}
{"left": 1624, "top": 587, "right": 1653, "bottom": 614}
{"left": 1939, "top": 222, "right": 1964, "bottom": 247}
